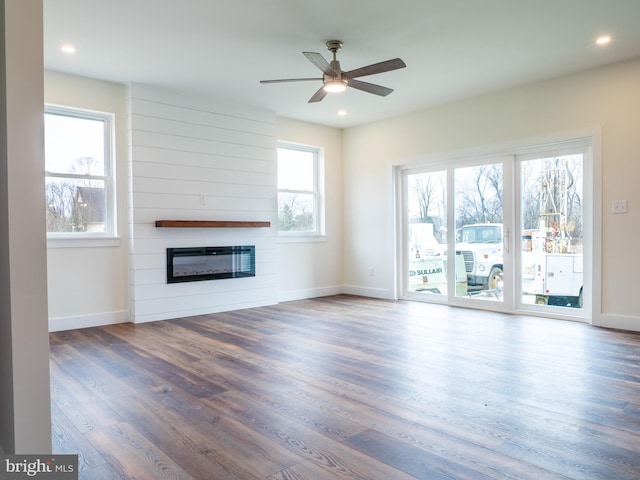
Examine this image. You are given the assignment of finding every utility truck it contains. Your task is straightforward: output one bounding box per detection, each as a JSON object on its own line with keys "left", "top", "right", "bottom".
{"left": 456, "top": 163, "right": 583, "bottom": 307}
{"left": 408, "top": 223, "right": 467, "bottom": 296}
{"left": 521, "top": 227, "right": 583, "bottom": 307}
{"left": 455, "top": 222, "right": 583, "bottom": 306}
{"left": 455, "top": 223, "right": 504, "bottom": 290}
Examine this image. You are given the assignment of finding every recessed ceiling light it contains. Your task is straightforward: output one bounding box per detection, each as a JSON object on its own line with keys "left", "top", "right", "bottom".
{"left": 61, "top": 44, "right": 76, "bottom": 54}
{"left": 338, "top": 110, "right": 347, "bottom": 116}
{"left": 595, "top": 36, "right": 611, "bottom": 45}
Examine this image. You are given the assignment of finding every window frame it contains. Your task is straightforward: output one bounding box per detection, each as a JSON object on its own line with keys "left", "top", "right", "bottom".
{"left": 44, "top": 104, "right": 117, "bottom": 244}
{"left": 277, "top": 142, "right": 325, "bottom": 240}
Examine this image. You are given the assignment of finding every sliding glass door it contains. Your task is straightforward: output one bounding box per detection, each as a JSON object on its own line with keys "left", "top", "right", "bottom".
{"left": 453, "top": 161, "right": 507, "bottom": 305}
{"left": 400, "top": 139, "right": 591, "bottom": 320}
{"left": 403, "top": 157, "right": 510, "bottom": 308}
{"left": 517, "top": 147, "right": 587, "bottom": 315}
{"left": 405, "top": 169, "right": 448, "bottom": 297}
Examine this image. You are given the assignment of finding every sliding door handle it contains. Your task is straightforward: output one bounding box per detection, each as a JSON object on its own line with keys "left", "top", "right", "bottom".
{"left": 503, "top": 227, "right": 510, "bottom": 254}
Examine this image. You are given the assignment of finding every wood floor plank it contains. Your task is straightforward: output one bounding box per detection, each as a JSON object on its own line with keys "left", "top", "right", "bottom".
{"left": 347, "top": 428, "right": 498, "bottom": 480}
{"left": 283, "top": 384, "right": 562, "bottom": 480}
{"left": 229, "top": 383, "right": 369, "bottom": 442}
{"left": 269, "top": 459, "right": 359, "bottom": 480}
{"left": 107, "top": 391, "right": 264, "bottom": 480}
{"left": 287, "top": 365, "right": 519, "bottom": 451}
{"left": 119, "top": 372, "right": 305, "bottom": 477}
{"left": 50, "top": 359, "right": 124, "bottom": 434}
{"left": 497, "top": 437, "right": 639, "bottom": 480}
{"left": 85, "top": 422, "right": 195, "bottom": 479}
{"left": 107, "top": 340, "right": 228, "bottom": 398}
{"left": 50, "top": 295, "right": 640, "bottom": 480}
{"left": 51, "top": 343, "right": 137, "bottom": 402}
{"left": 50, "top": 402, "right": 114, "bottom": 476}
{"left": 203, "top": 391, "right": 420, "bottom": 480}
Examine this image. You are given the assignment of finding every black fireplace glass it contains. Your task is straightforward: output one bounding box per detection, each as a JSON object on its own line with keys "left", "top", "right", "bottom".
{"left": 166, "top": 246, "right": 255, "bottom": 283}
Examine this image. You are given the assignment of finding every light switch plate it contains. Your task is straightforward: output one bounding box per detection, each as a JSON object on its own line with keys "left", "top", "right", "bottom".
{"left": 612, "top": 200, "right": 627, "bottom": 214}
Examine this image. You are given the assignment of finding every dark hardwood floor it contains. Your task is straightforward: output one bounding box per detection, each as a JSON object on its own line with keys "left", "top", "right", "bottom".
{"left": 49, "top": 295, "right": 640, "bottom": 479}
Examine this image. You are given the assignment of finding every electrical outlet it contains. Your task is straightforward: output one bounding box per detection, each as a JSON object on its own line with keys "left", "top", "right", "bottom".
{"left": 612, "top": 200, "right": 627, "bottom": 214}
{"left": 369, "top": 267, "right": 375, "bottom": 276}
{"left": 199, "top": 194, "right": 206, "bottom": 206}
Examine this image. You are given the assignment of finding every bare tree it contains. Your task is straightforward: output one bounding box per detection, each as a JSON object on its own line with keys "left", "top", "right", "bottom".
{"left": 45, "top": 181, "right": 75, "bottom": 232}
{"left": 408, "top": 171, "right": 446, "bottom": 242}
{"left": 520, "top": 155, "right": 583, "bottom": 253}
{"left": 521, "top": 160, "right": 542, "bottom": 230}
{"left": 411, "top": 173, "right": 436, "bottom": 222}
{"left": 455, "top": 164, "right": 503, "bottom": 228}
{"left": 563, "top": 156, "right": 583, "bottom": 241}
{"left": 278, "top": 193, "right": 314, "bottom": 231}
{"left": 45, "top": 156, "right": 105, "bottom": 232}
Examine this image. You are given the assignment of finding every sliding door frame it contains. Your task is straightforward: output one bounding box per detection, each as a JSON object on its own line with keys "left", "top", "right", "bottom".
{"left": 395, "top": 128, "right": 602, "bottom": 323}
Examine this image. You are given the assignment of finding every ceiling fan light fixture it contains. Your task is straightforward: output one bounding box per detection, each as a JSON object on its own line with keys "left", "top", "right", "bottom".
{"left": 323, "top": 79, "right": 347, "bottom": 93}
{"left": 260, "top": 40, "right": 406, "bottom": 103}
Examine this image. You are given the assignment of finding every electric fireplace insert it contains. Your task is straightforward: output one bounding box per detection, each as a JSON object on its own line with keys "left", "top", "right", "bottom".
{"left": 166, "top": 245, "right": 255, "bottom": 283}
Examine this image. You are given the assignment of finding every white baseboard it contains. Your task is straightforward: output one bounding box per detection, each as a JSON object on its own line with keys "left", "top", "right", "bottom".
{"left": 49, "top": 310, "right": 129, "bottom": 332}
{"left": 130, "top": 298, "right": 278, "bottom": 324}
{"left": 341, "top": 284, "right": 396, "bottom": 300}
{"left": 593, "top": 313, "right": 640, "bottom": 332}
{"left": 278, "top": 285, "right": 343, "bottom": 303}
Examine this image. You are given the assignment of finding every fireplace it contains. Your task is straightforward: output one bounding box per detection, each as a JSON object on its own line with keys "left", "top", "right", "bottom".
{"left": 166, "top": 246, "right": 255, "bottom": 283}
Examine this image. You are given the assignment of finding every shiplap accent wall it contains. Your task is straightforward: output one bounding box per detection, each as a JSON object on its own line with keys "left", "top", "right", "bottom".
{"left": 127, "top": 84, "right": 278, "bottom": 323}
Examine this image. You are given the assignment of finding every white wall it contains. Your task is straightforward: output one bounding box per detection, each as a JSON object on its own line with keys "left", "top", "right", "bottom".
{"left": 128, "top": 84, "right": 278, "bottom": 323}
{"left": 44, "top": 71, "right": 129, "bottom": 331}
{"left": 0, "top": 0, "right": 51, "bottom": 453}
{"left": 342, "top": 58, "right": 640, "bottom": 331}
{"left": 275, "top": 117, "right": 344, "bottom": 301}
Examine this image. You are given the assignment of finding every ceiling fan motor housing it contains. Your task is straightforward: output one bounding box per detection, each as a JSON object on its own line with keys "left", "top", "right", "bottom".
{"left": 326, "top": 40, "right": 343, "bottom": 53}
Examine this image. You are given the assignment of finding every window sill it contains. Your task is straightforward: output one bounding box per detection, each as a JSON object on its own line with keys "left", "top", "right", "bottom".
{"left": 278, "top": 234, "right": 327, "bottom": 244}
{"left": 47, "top": 236, "right": 122, "bottom": 249}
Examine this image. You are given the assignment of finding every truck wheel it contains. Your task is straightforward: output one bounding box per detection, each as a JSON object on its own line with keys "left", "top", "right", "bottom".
{"left": 488, "top": 267, "right": 503, "bottom": 290}
{"left": 575, "top": 288, "right": 583, "bottom": 308}
{"left": 535, "top": 295, "right": 548, "bottom": 305}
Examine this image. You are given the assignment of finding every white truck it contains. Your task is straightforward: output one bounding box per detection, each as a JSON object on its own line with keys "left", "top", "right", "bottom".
{"left": 408, "top": 223, "right": 467, "bottom": 296}
{"left": 455, "top": 223, "right": 583, "bottom": 306}
{"left": 455, "top": 223, "right": 504, "bottom": 290}
{"left": 521, "top": 229, "right": 583, "bottom": 307}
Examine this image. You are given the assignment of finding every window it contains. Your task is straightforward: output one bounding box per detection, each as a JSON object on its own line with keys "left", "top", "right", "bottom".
{"left": 277, "top": 143, "right": 323, "bottom": 236}
{"left": 44, "top": 105, "right": 115, "bottom": 238}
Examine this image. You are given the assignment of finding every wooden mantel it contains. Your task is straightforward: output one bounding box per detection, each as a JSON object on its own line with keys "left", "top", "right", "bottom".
{"left": 156, "top": 220, "right": 271, "bottom": 228}
{"left": 155, "top": 220, "right": 271, "bottom": 228}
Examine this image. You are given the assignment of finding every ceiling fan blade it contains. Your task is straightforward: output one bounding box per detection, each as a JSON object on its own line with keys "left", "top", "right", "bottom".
{"left": 343, "top": 58, "right": 406, "bottom": 79}
{"left": 347, "top": 78, "right": 394, "bottom": 97}
{"left": 308, "top": 86, "right": 328, "bottom": 103}
{"left": 260, "top": 77, "right": 322, "bottom": 84}
{"left": 303, "top": 52, "right": 336, "bottom": 76}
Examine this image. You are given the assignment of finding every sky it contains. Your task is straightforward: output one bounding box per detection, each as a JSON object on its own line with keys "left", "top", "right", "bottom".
{"left": 44, "top": 112, "right": 105, "bottom": 175}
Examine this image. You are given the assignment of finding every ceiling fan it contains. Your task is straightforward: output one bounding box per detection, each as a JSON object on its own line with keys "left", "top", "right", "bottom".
{"left": 260, "top": 40, "right": 406, "bottom": 103}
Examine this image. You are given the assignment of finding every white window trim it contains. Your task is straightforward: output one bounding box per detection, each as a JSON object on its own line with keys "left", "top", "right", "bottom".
{"left": 277, "top": 142, "right": 326, "bottom": 239}
{"left": 47, "top": 236, "right": 121, "bottom": 249}
{"left": 44, "top": 104, "right": 117, "bottom": 246}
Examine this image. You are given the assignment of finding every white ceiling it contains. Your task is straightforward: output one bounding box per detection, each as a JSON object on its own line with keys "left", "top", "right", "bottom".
{"left": 43, "top": 0, "right": 640, "bottom": 128}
